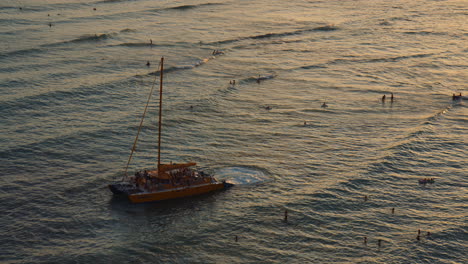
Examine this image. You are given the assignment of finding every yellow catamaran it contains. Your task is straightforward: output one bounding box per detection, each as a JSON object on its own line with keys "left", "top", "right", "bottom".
{"left": 109, "top": 57, "right": 232, "bottom": 203}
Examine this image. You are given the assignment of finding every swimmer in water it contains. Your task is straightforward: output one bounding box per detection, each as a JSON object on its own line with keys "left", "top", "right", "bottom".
{"left": 146, "top": 61, "right": 150, "bottom": 67}
{"left": 382, "top": 94, "right": 386, "bottom": 103}
{"left": 212, "top": 50, "right": 222, "bottom": 55}
{"left": 321, "top": 102, "right": 328, "bottom": 108}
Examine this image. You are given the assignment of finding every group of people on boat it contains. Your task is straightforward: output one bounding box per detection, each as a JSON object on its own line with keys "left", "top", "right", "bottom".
{"left": 170, "top": 168, "right": 205, "bottom": 186}
{"left": 132, "top": 170, "right": 154, "bottom": 190}
{"left": 129, "top": 167, "right": 214, "bottom": 192}
{"left": 419, "top": 178, "right": 435, "bottom": 184}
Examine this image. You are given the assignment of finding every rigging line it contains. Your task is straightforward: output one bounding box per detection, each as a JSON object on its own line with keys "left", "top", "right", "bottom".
{"left": 123, "top": 60, "right": 162, "bottom": 180}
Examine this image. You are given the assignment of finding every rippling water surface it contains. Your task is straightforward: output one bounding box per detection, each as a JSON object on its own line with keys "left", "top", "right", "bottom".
{"left": 1, "top": 0, "right": 467, "bottom": 263}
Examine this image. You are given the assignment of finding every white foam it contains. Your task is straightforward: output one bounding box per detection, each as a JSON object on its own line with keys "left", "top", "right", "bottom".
{"left": 214, "top": 166, "right": 269, "bottom": 185}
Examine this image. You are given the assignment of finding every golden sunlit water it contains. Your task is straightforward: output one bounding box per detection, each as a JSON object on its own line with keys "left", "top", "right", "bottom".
{"left": 1, "top": 0, "right": 466, "bottom": 263}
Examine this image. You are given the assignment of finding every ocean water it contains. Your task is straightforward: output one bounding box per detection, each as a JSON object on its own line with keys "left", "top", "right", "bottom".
{"left": 1, "top": 0, "right": 467, "bottom": 263}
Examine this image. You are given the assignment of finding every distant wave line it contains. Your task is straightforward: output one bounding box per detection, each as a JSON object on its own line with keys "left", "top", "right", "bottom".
{"left": 0, "top": 33, "right": 116, "bottom": 57}
{"left": 98, "top": 0, "right": 130, "bottom": 3}
{"left": 168, "top": 3, "right": 222, "bottom": 11}
{"left": 297, "top": 54, "right": 436, "bottom": 72}
{"left": 403, "top": 31, "right": 449, "bottom": 36}
{"left": 140, "top": 54, "right": 223, "bottom": 77}
{"left": 65, "top": 33, "right": 116, "bottom": 43}
{"left": 293, "top": 53, "right": 436, "bottom": 70}
{"left": 145, "top": 2, "right": 224, "bottom": 13}
{"left": 331, "top": 53, "right": 435, "bottom": 64}
{"left": 205, "top": 24, "right": 339, "bottom": 46}
{"left": 0, "top": 29, "right": 137, "bottom": 58}
{"left": 292, "top": 53, "right": 438, "bottom": 75}
{"left": 112, "top": 41, "right": 186, "bottom": 48}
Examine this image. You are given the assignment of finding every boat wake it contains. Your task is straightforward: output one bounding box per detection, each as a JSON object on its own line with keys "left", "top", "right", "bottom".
{"left": 214, "top": 166, "right": 270, "bottom": 185}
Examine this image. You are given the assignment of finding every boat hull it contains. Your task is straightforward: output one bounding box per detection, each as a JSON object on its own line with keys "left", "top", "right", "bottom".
{"left": 128, "top": 182, "right": 226, "bottom": 203}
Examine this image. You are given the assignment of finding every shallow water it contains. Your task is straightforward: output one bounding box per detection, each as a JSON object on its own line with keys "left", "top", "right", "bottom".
{"left": 1, "top": 0, "right": 467, "bottom": 263}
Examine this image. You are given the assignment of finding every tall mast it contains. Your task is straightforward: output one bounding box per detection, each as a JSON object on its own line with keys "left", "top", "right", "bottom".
{"left": 122, "top": 58, "right": 161, "bottom": 180}
{"left": 157, "top": 57, "right": 164, "bottom": 172}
